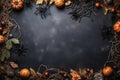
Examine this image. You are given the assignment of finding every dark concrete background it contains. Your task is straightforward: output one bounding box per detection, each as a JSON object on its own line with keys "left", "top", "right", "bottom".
{"left": 11, "top": 4, "right": 113, "bottom": 70}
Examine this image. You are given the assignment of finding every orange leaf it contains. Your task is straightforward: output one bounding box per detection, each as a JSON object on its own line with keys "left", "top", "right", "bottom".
{"left": 9, "top": 62, "right": 18, "bottom": 69}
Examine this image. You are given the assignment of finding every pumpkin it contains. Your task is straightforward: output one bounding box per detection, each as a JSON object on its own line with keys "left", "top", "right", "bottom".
{"left": 19, "top": 68, "right": 30, "bottom": 78}
{"left": 102, "top": 66, "right": 113, "bottom": 76}
{"left": 0, "top": 35, "right": 5, "bottom": 43}
{"left": 114, "top": 20, "right": 120, "bottom": 33}
{"left": 54, "top": 0, "right": 65, "bottom": 8}
{"left": 11, "top": 0, "right": 24, "bottom": 10}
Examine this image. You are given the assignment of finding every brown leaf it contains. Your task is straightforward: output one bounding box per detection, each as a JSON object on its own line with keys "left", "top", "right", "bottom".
{"left": 30, "top": 68, "right": 36, "bottom": 76}
{"left": 2, "top": 28, "right": 8, "bottom": 35}
{"left": 36, "top": 0, "right": 44, "bottom": 4}
{"left": 9, "top": 62, "right": 18, "bottom": 69}
{"left": 103, "top": 6, "right": 109, "bottom": 15}
{"left": 36, "top": 72, "right": 42, "bottom": 77}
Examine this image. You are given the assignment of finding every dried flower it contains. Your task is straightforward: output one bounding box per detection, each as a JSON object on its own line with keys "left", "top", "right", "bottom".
{"left": 70, "top": 69, "right": 82, "bottom": 80}
{"left": 94, "top": 72, "right": 103, "bottom": 80}
{"left": 79, "top": 68, "right": 94, "bottom": 79}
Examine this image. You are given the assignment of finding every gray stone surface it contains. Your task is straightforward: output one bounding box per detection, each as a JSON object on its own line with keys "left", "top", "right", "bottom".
{"left": 11, "top": 5, "right": 113, "bottom": 70}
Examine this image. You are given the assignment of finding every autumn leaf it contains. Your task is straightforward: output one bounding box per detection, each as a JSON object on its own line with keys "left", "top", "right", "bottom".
{"left": 103, "top": 6, "right": 109, "bottom": 15}
{"left": 9, "top": 62, "right": 18, "bottom": 69}
{"left": 36, "top": 72, "right": 42, "bottom": 77}
{"left": 2, "top": 28, "right": 8, "bottom": 35}
{"left": 5, "top": 38, "right": 19, "bottom": 50}
{"left": 11, "top": 38, "right": 19, "bottom": 44}
{"left": 30, "top": 68, "right": 36, "bottom": 76}
{"left": 6, "top": 40, "right": 12, "bottom": 50}
{"left": 1, "top": 49, "right": 10, "bottom": 61}
{"left": 36, "top": 0, "right": 44, "bottom": 4}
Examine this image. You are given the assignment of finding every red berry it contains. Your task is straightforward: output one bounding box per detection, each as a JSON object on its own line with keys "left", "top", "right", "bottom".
{"left": 0, "top": 27, "right": 3, "bottom": 31}
{"left": 95, "top": 2, "right": 100, "bottom": 8}
{"left": 45, "top": 72, "right": 49, "bottom": 76}
{"left": 1, "top": 21, "right": 5, "bottom": 24}
{"left": 110, "top": 7, "right": 115, "bottom": 13}
{"left": 63, "top": 73, "right": 67, "bottom": 77}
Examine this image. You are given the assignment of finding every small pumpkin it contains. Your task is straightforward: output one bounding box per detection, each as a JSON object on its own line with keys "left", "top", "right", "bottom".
{"left": 19, "top": 68, "right": 30, "bottom": 78}
{"left": 114, "top": 20, "right": 120, "bottom": 33}
{"left": 0, "top": 35, "right": 5, "bottom": 43}
{"left": 54, "top": 0, "right": 65, "bottom": 8}
{"left": 102, "top": 66, "right": 113, "bottom": 76}
{"left": 11, "top": 0, "right": 24, "bottom": 10}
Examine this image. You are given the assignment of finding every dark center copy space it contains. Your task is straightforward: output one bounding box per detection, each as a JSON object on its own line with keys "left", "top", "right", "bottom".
{"left": 11, "top": 5, "right": 113, "bottom": 70}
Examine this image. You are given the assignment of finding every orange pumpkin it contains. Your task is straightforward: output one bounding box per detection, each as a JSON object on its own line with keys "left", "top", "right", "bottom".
{"left": 19, "top": 68, "right": 30, "bottom": 78}
{"left": 114, "top": 20, "right": 120, "bottom": 33}
{"left": 54, "top": 0, "right": 65, "bottom": 8}
{"left": 11, "top": 0, "right": 24, "bottom": 10}
{"left": 0, "top": 35, "right": 5, "bottom": 43}
{"left": 102, "top": 66, "right": 113, "bottom": 76}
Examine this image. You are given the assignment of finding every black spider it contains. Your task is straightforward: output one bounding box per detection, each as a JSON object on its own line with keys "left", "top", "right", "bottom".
{"left": 34, "top": 4, "right": 50, "bottom": 19}
{"left": 24, "top": 0, "right": 33, "bottom": 7}
{"left": 11, "top": 44, "right": 28, "bottom": 56}
{"left": 101, "top": 25, "right": 114, "bottom": 41}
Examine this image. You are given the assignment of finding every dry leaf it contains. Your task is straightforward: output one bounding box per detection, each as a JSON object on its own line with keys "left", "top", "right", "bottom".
{"left": 70, "top": 69, "right": 82, "bottom": 80}
{"left": 103, "top": 6, "right": 108, "bottom": 15}
{"left": 9, "top": 62, "right": 18, "bottom": 69}
{"left": 2, "top": 28, "right": 8, "bottom": 35}
{"left": 49, "top": 0, "right": 54, "bottom": 4}
{"left": 36, "top": 0, "right": 44, "bottom": 4}
{"left": 80, "top": 68, "right": 94, "bottom": 79}
{"left": 36, "top": 72, "right": 42, "bottom": 77}
{"left": 30, "top": 68, "right": 36, "bottom": 76}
